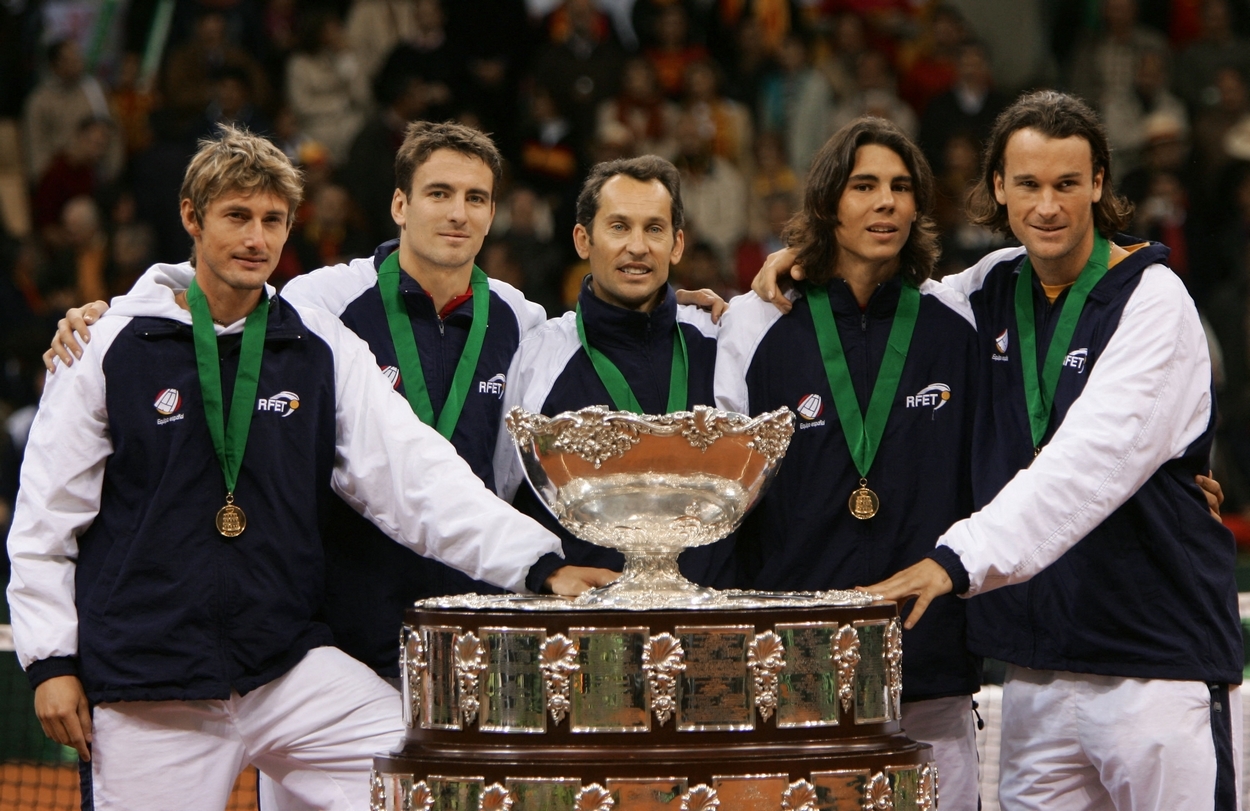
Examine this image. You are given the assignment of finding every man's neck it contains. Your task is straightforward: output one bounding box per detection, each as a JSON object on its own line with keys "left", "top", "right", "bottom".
{"left": 175, "top": 267, "right": 265, "bottom": 325}
{"left": 835, "top": 255, "right": 900, "bottom": 308}
{"left": 1029, "top": 229, "right": 1132, "bottom": 286}
{"left": 589, "top": 279, "right": 663, "bottom": 314}
{"left": 399, "top": 248, "right": 472, "bottom": 315}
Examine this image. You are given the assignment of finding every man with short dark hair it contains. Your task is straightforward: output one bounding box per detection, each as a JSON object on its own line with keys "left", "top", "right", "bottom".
{"left": 875, "top": 90, "right": 1243, "bottom": 811}
{"left": 495, "top": 155, "right": 730, "bottom": 586}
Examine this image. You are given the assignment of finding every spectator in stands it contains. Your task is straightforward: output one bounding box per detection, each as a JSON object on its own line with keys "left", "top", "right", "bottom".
{"left": 1067, "top": 0, "right": 1167, "bottom": 107}
{"left": 23, "top": 39, "right": 120, "bottom": 184}
{"left": 932, "top": 131, "right": 1004, "bottom": 277}
{"left": 598, "top": 57, "right": 679, "bottom": 161}
{"left": 680, "top": 59, "right": 754, "bottom": 170}
{"left": 532, "top": 0, "right": 626, "bottom": 151}
{"left": 346, "top": 0, "right": 424, "bottom": 84}
{"left": 735, "top": 191, "right": 794, "bottom": 291}
{"left": 1194, "top": 66, "right": 1250, "bottom": 188}
{"left": 918, "top": 39, "right": 1007, "bottom": 175}
{"left": 32, "top": 118, "right": 114, "bottom": 244}
{"left": 721, "top": 17, "right": 778, "bottom": 111}
{"left": 106, "top": 191, "right": 155, "bottom": 296}
{"left": 830, "top": 50, "right": 917, "bottom": 138}
{"left": 445, "top": 0, "right": 530, "bottom": 147}
{"left": 45, "top": 196, "right": 108, "bottom": 306}
{"left": 1103, "top": 47, "right": 1187, "bottom": 175}
{"left": 897, "top": 4, "right": 967, "bottom": 115}
{"left": 645, "top": 5, "right": 709, "bottom": 99}
{"left": 373, "top": 0, "right": 459, "bottom": 125}
{"left": 192, "top": 65, "right": 273, "bottom": 142}
{"left": 278, "top": 183, "right": 371, "bottom": 286}
{"left": 286, "top": 11, "right": 370, "bottom": 165}
{"left": 673, "top": 110, "right": 748, "bottom": 269}
{"left": 748, "top": 132, "right": 800, "bottom": 240}
{"left": 1176, "top": 0, "right": 1250, "bottom": 111}
{"left": 758, "top": 33, "right": 835, "bottom": 177}
{"left": 107, "top": 53, "right": 155, "bottom": 159}
{"left": 162, "top": 12, "right": 271, "bottom": 120}
{"left": 496, "top": 185, "right": 565, "bottom": 315}
{"left": 341, "top": 74, "right": 427, "bottom": 245}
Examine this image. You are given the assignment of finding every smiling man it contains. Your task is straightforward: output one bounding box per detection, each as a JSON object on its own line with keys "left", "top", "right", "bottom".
{"left": 872, "top": 91, "right": 1243, "bottom": 811}
{"left": 714, "top": 117, "right": 984, "bottom": 809}
{"left": 494, "top": 155, "right": 730, "bottom": 586}
{"left": 4, "top": 125, "right": 596, "bottom": 809}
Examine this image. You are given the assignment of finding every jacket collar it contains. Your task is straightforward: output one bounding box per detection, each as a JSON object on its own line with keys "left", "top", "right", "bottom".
{"left": 373, "top": 239, "right": 476, "bottom": 322}
{"left": 577, "top": 275, "right": 678, "bottom": 350}
{"left": 814, "top": 273, "right": 904, "bottom": 318}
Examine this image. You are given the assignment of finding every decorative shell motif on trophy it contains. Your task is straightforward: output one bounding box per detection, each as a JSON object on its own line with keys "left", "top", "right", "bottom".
{"left": 832, "top": 624, "right": 861, "bottom": 715}
{"left": 506, "top": 406, "right": 795, "bottom": 608}
{"left": 479, "top": 783, "right": 514, "bottom": 811}
{"left": 401, "top": 627, "right": 427, "bottom": 728}
{"left": 680, "top": 784, "right": 720, "bottom": 811}
{"left": 454, "top": 632, "right": 486, "bottom": 727}
{"left": 747, "top": 630, "right": 786, "bottom": 722}
{"left": 780, "top": 779, "right": 818, "bottom": 811}
{"left": 865, "top": 771, "right": 893, "bottom": 810}
{"left": 886, "top": 618, "right": 903, "bottom": 719}
{"left": 574, "top": 783, "right": 616, "bottom": 811}
{"left": 410, "top": 781, "right": 435, "bottom": 811}
{"left": 641, "top": 632, "right": 685, "bottom": 726}
{"left": 539, "top": 634, "right": 580, "bottom": 726}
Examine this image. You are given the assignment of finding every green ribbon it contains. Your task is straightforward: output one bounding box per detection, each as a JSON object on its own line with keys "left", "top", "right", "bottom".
{"left": 1014, "top": 233, "right": 1110, "bottom": 449}
{"left": 575, "top": 303, "right": 689, "bottom": 415}
{"left": 806, "top": 282, "right": 920, "bottom": 479}
{"left": 186, "top": 279, "right": 269, "bottom": 496}
{"left": 377, "top": 251, "right": 490, "bottom": 440}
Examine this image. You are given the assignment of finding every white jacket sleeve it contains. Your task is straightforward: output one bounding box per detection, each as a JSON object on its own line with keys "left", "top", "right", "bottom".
{"left": 938, "top": 265, "right": 1213, "bottom": 595}
{"left": 713, "top": 292, "right": 784, "bottom": 414}
{"left": 6, "top": 318, "right": 125, "bottom": 670}
{"left": 308, "top": 308, "right": 562, "bottom": 593}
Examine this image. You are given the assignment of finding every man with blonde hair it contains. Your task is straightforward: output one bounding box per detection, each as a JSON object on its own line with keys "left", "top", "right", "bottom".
{"left": 7, "top": 124, "right": 591, "bottom": 809}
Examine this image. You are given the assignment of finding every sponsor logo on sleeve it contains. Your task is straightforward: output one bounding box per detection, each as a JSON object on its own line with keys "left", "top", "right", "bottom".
{"left": 478, "top": 372, "right": 506, "bottom": 398}
{"left": 380, "top": 365, "right": 401, "bottom": 389}
{"left": 906, "top": 383, "right": 952, "bottom": 418}
{"left": 1063, "top": 347, "right": 1088, "bottom": 373}
{"left": 797, "top": 393, "right": 826, "bottom": 429}
{"left": 258, "top": 390, "right": 301, "bottom": 417}
{"left": 992, "top": 329, "right": 1009, "bottom": 362}
{"left": 154, "top": 388, "right": 184, "bottom": 425}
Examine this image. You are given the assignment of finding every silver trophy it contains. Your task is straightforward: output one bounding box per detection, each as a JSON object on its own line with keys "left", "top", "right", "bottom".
{"left": 506, "top": 405, "right": 795, "bottom": 607}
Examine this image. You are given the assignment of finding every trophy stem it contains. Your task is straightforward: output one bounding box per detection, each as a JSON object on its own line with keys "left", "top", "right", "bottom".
{"left": 574, "top": 549, "right": 719, "bottom": 607}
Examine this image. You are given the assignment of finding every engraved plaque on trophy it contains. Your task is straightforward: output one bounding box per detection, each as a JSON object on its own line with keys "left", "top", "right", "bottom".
{"left": 422, "top": 627, "right": 462, "bottom": 730}
{"left": 888, "top": 766, "right": 921, "bottom": 809}
{"left": 506, "top": 777, "right": 580, "bottom": 811}
{"left": 775, "top": 622, "right": 840, "bottom": 728}
{"left": 480, "top": 628, "right": 546, "bottom": 733}
{"left": 570, "top": 628, "right": 650, "bottom": 733}
{"left": 712, "top": 775, "right": 789, "bottom": 810}
{"left": 428, "top": 776, "right": 484, "bottom": 811}
{"left": 811, "top": 769, "right": 871, "bottom": 809}
{"left": 675, "top": 625, "right": 753, "bottom": 731}
{"left": 852, "top": 621, "right": 889, "bottom": 724}
{"left": 606, "top": 777, "right": 687, "bottom": 810}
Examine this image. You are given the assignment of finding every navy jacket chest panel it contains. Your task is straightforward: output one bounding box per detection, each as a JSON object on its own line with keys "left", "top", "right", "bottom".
{"left": 544, "top": 322, "right": 717, "bottom": 417}
{"left": 324, "top": 283, "right": 519, "bottom": 676}
{"left": 76, "top": 312, "right": 338, "bottom": 698}
{"left": 738, "top": 297, "right": 981, "bottom": 698}
{"left": 340, "top": 284, "right": 519, "bottom": 485}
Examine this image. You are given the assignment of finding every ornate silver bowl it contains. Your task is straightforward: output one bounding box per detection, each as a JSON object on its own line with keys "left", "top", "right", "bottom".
{"left": 506, "top": 405, "right": 795, "bottom": 607}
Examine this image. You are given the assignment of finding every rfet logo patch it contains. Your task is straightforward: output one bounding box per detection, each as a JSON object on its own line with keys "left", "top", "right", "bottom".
{"left": 1063, "top": 348, "right": 1088, "bottom": 374}
{"left": 258, "top": 390, "right": 300, "bottom": 417}
{"left": 479, "top": 372, "right": 506, "bottom": 398}
{"left": 797, "top": 393, "right": 824, "bottom": 421}
{"left": 906, "top": 383, "right": 952, "bottom": 414}
{"left": 380, "top": 365, "right": 401, "bottom": 390}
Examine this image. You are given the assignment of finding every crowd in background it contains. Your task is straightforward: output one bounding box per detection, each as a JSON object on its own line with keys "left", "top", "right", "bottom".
{"left": 0, "top": 0, "right": 1249, "bottom": 535}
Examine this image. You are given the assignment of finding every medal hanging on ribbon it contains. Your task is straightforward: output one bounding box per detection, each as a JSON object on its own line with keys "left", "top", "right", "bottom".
{"left": 377, "top": 251, "right": 490, "bottom": 440}
{"left": 1014, "top": 233, "right": 1110, "bottom": 454}
{"left": 186, "top": 280, "right": 270, "bottom": 538}
{"left": 575, "top": 303, "right": 688, "bottom": 415}
{"left": 806, "top": 282, "right": 920, "bottom": 520}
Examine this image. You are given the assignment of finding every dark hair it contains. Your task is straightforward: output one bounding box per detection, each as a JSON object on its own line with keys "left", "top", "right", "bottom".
{"left": 46, "top": 39, "right": 72, "bottom": 66}
{"left": 969, "top": 90, "right": 1133, "bottom": 236}
{"left": 783, "top": 117, "right": 939, "bottom": 286}
{"left": 575, "top": 155, "right": 685, "bottom": 232}
{"left": 394, "top": 121, "right": 503, "bottom": 199}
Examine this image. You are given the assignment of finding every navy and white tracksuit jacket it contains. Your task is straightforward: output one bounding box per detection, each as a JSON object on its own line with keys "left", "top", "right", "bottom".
{"left": 5, "top": 264, "right": 561, "bottom": 703}
{"left": 928, "top": 240, "right": 1244, "bottom": 684}
{"left": 279, "top": 241, "right": 546, "bottom": 677}
{"left": 494, "top": 278, "right": 731, "bottom": 587}
{"left": 715, "top": 276, "right": 983, "bottom": 702}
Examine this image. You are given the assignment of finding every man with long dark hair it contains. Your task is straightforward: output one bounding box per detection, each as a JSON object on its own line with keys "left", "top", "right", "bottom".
{"left": 715, "top": 117, "right": 984, "bottom": 808}
{"left": 872, "top": 91, "right": 1242, "bottom": 810}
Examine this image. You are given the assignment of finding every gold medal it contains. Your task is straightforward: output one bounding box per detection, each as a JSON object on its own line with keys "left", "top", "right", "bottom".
{"left": 216, "top": 493, "right": 246, "bottom": 537}
{"left": 849, "top": 479, "right": 879, "bottom": 520}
